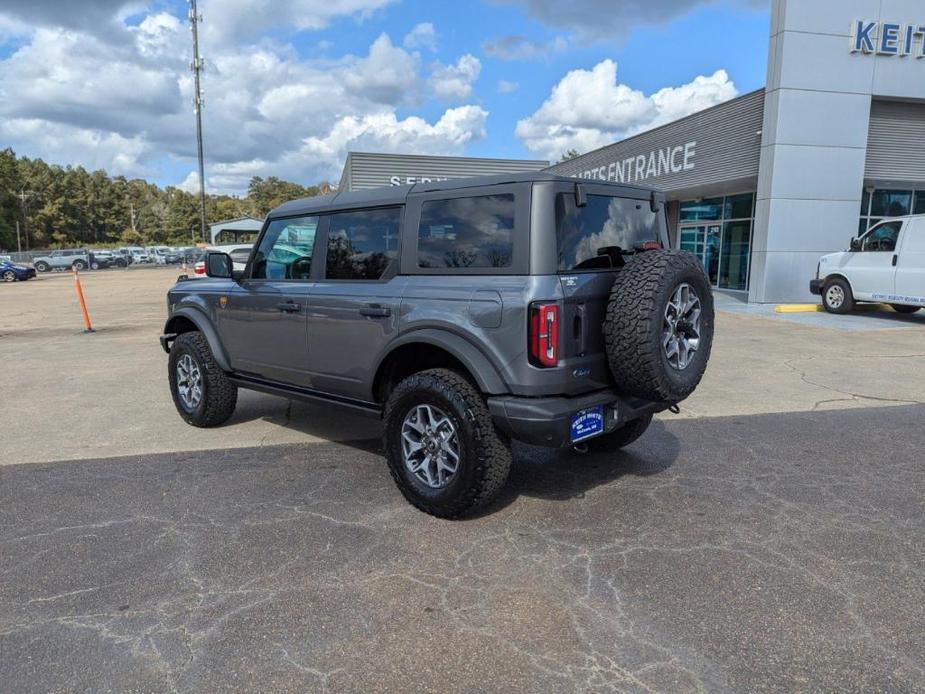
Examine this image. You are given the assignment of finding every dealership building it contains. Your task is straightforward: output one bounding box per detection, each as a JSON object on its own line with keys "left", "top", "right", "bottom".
{"left": 549, "top": 0, "right": 925, "bottom": 302}
{"left": 338, "top": 0, "right": 925, "bottom": 302}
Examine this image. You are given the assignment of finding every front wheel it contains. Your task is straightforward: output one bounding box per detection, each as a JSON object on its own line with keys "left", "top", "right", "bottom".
{"left": 383, "top": 368, "right": 512, "bottom": 518}
{"left": 90, "top": 262, "right": 100, "bottom": 270}
{"left": 2, "top": 270, "right": 15, "bottom": 282}
{"left": 168, "top": 331, "right": 238, "bottom": 427}
{"left": 822, "top": 278, "right": 854, "bottom": 314}
{"left": 891, "top": 304, "right": 921, "bottom": 315}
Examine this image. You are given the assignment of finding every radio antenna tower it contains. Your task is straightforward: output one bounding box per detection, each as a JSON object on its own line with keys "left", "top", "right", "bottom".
{"left": 188, "top": 0, "right": 208, "bottom": 242}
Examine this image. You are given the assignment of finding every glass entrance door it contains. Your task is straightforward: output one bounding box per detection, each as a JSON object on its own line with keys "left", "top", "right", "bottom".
{"left": 679, "top": 224, "right": 721, "bottom": 286}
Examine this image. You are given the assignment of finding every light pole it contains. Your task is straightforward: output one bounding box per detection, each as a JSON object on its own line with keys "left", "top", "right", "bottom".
{"left": 188, "top": 0, "right": 208, "bottom": 243}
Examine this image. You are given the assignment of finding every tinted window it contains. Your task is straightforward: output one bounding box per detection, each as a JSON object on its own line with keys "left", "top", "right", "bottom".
{"left": 417, "top": 195, "right": 514, "bottom": 269}
{"left": 326, "top": 208, "right": 400, "bottom": 280}
{"left": 870, "top": 190, "right": 912, "bottom": 217}
{"left": 724, "top": 193, "right": 754, "bottom": 220}
{"left": 680, "top": 198, "right": 722, "bottom": 222}
{"left": 252, "top": 216, "right": 318, "bottom": 280}
{"left": 914, "top": 192, "right": 925, "bottom": 216}
{"left": 862, "top": 221, "right": 902, "bottom": 252}
{"left": 556, "top": 194, "right": 662, "bottom": 271}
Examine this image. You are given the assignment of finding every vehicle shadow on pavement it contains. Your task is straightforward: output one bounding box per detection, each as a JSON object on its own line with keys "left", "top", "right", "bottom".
{"left": 478, "top": 419, "right": 681, "bottom": 516}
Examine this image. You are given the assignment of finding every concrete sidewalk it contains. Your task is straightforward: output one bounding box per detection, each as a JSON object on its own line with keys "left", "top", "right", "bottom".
{"left": 2, "top": 270, "right": 923, "bottom": 465}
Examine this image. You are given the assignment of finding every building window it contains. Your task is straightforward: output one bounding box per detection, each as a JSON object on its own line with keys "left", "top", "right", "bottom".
{"left": 678, "top": 193, "right": 754, "bottom": 291}
{"left": 859, "top": 189, "right": 924, "bottom": 233}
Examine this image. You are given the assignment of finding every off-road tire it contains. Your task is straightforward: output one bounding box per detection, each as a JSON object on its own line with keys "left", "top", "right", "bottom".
{"left": 168, "top": 331, "right": 237, "bottom": 427}
{"left": 588, "top": 414, "right": 653, "bottom": 452}
{"left": 822, "top": 277, "right": 854, "bottom": 314}
{"left": 34, "top": 261, "right": 50, "bottom": 273}
{"left": 90, "top": 262, "right": 100, "bottom": 270}
{"left": 604, "top": 250, "right": 714, "bottom": 403}
{"left": 383, "top": 368, "right": 511, "bottom": 518}
{"left": 72, "top": 260, "right": 86, "bottom": 271}
{"left": 2, "top": 270, "right": 15, "bottom": 282}
{"left": 890, "top": 304, "right": 920, "bottom": 315}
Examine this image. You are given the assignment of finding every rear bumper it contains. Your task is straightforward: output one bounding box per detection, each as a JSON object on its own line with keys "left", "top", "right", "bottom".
{"left": 809, "top": 279, "right": 823, "bottom": 296}
{"left": 487, "top": 389, "right": 668, "bottom": 448}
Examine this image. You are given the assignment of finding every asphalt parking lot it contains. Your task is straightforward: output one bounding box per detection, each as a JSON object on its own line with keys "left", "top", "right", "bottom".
{"left": 2, "top": 268, "right": 924, "bottom": 691}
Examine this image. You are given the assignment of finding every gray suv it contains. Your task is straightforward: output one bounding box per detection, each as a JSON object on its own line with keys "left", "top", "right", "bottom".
{"left": 160, "top": 173, "right": 714, "bottom": 517}
{"left": 33, "top": 249, "right": 91, "bottom": 272}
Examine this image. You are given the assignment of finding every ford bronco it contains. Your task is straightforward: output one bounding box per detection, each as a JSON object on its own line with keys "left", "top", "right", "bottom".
{"left": 160, "top": 173, "right": 714, "bottom": 517}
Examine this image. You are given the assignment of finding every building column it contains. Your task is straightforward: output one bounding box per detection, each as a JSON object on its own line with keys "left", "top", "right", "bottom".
{"left": 749, "top": 0, "right": 877, "bottom": 303}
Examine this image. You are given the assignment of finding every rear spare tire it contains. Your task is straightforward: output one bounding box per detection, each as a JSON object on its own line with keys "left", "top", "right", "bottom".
{"left": 604, "top": 250, "right": 714, "bottom": 403}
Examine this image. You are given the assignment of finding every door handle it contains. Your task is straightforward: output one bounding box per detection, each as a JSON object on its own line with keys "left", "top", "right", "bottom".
{"left": 359, "top": 305, "right": 391, "bottom": 318}
{"left": 277, "top": 301, "right": 301, "bottom": 313}
{"left": 892, "top": 255, "right": 898, "bottom": 267}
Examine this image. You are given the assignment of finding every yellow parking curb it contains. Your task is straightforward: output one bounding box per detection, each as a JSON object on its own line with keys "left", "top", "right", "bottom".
{"left": 774, "top": 304, "right": 822, "bottom": 313}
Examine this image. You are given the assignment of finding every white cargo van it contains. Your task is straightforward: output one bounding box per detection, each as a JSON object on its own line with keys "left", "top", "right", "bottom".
{"left": 811, "top": 216, "right": 925, "bottom": 315}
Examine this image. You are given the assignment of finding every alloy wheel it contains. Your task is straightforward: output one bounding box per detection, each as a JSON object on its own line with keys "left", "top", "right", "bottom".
{"left": 662, "top": 282, "right": 703, "bottom": 371}
{"left": 176, "top": 353, "right": 203, "bottom": 411}
{"left": 401, "top": 404, "right": 460, "bottom": 489}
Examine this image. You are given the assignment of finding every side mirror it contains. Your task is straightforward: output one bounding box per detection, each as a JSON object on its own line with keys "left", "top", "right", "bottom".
{"left": 849, "top": 238, "right": 862, "bottom": 252}
{"left": 205, "top": 251, "right": 233, "bottom": 278}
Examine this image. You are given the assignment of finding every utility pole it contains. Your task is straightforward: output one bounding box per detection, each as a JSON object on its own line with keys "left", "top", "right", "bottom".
{"left": 15, "top": 220, "right": 21, "bottom": 254}
{"left": 14, "top": 188, "right": 32, "bottom": 251}
{"left": 188, "top": 0, "right": 208, "bottom": 243}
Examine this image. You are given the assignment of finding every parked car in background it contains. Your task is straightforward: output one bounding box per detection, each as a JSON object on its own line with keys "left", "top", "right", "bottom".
{"left": 89, "top": 250, "right": 117, "bottom": 269}
{"left": 812, "top": 215, "right": 925, "bottom": 314}
{"left": 109, "top": 249, "right": 130, "bottom": 267}
{"left": 0, "top": 255, "right": 12, "bottom": 263}
{"left": 193, "top": 244, "right": 253, "bottom": 275}
{"left": 32, "top": 249, "right": 91, "bottom": 272}
{"left": 1, "top": 258, "right": 36, "bottom": 282}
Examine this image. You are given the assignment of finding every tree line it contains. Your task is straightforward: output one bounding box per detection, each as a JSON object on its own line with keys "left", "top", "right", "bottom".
{"left": 0, "top": 147, "right": 329, "bottom": 252}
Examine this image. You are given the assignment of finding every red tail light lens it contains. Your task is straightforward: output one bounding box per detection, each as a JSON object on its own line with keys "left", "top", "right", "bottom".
{"left": 529, "top": 303, "right": 559, "bottom": 368}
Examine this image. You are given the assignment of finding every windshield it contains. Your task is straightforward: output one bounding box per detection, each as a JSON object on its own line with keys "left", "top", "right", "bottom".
{"left": 556, "top": 193, "right": 664, "bottom": 271}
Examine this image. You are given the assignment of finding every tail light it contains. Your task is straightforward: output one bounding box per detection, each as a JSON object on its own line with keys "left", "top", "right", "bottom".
{"left": 637, "top": 240, "right": 662, "bottom": 251}
{"left": 529, "top": 303, "right": 559, "bottom": 368}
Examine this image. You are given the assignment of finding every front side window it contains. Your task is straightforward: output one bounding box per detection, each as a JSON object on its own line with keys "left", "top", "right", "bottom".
{"left": 418, "top": 195, "right": 515, "bottom": 269}
{"left": 862, "top": 221, "right": 902, "bottom": 252}
{"left": 556, "top": 194, "right": 663, "bottom": 271}
{"left": 325, "top": 208, "right": 401, "bottom": 280}
{"left": 252, "top": 216, "right": 318, "bottom": 280}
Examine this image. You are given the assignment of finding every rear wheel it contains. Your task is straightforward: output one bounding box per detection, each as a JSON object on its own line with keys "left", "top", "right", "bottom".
{"left": 168, "top": 331, "right": 237, "bottom": 427}
{"left": 34, "top": 261, "right": 50, "bottom": 273}
{"left": 891, "top": 304, "right": 921, "bottom": 314}
{"left": 2, "top": 270, "right": 15, "bottom": 282}
{"left": 383, "top": 368, "right": 511, "bottom": 518}
{"left": 72, "top": 260, "right": 86, "bottom": 271}
{"left": 604, "top": 250, "right": 714, "bottom": 404}
{"left": 822, "top": 278, "right": 854, "bottom": 314}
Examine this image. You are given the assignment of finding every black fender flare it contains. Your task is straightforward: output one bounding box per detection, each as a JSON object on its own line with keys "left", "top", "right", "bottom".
{"left": 375, "top": 329, "right": 509, "bottom": 395}
{"left": 163, "top": 307, "right": 232, "bottom": 372}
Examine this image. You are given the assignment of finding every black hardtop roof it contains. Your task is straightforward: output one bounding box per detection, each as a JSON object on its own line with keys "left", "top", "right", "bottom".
{"left": 269, "top": 172, "right": 658, "bottom": 218}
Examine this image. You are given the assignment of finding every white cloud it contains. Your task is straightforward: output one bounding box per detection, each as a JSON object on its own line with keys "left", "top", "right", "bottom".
{"left": 515, "top": 59, "right": 737, "bottom": 160}
{"left": 343, "top": 33, "right": 421, "bottom": 105}
{"left": 0, "top": 2, "right": 489, "bottom": 194}
{"left": 403, "top": 22, "right": 437, "bottom": 51}
{"left": 429, "top": 54, "right": 481, "bottom": 101}
{"left": 199, "top": 0, "right": 397, "bottom": 43}
{"left": 497, "top": 0, "right": 768, "bottom": 40}
{"left": 497, "top": 80, "right": 519, "bottom": 94}
{"left": 482, "top": 34, "right": 567, "bottom": 61}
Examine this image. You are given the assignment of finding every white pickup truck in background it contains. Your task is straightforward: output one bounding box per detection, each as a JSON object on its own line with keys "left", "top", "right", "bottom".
{"left": 811, "top": 215, "right": 925, "bottom": 315}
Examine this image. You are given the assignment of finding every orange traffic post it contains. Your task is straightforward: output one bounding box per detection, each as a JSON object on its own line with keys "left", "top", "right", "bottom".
{"left": 72, "top": 268, "right": 95, "bottom": 333}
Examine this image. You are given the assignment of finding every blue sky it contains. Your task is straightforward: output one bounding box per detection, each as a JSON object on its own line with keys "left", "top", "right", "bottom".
{"left": 0, "top": 0, "right": 770, "bottom": 193}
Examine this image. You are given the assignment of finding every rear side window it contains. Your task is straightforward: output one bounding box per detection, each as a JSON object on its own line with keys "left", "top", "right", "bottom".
{"left": 418, "top": 194, "right": 515, "bottom": 269}
{"left": 325, "top": 208, "right": 401, "bottom": 280}
{"left": 556, "top": 194, "right": 662, "bottom": 271}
